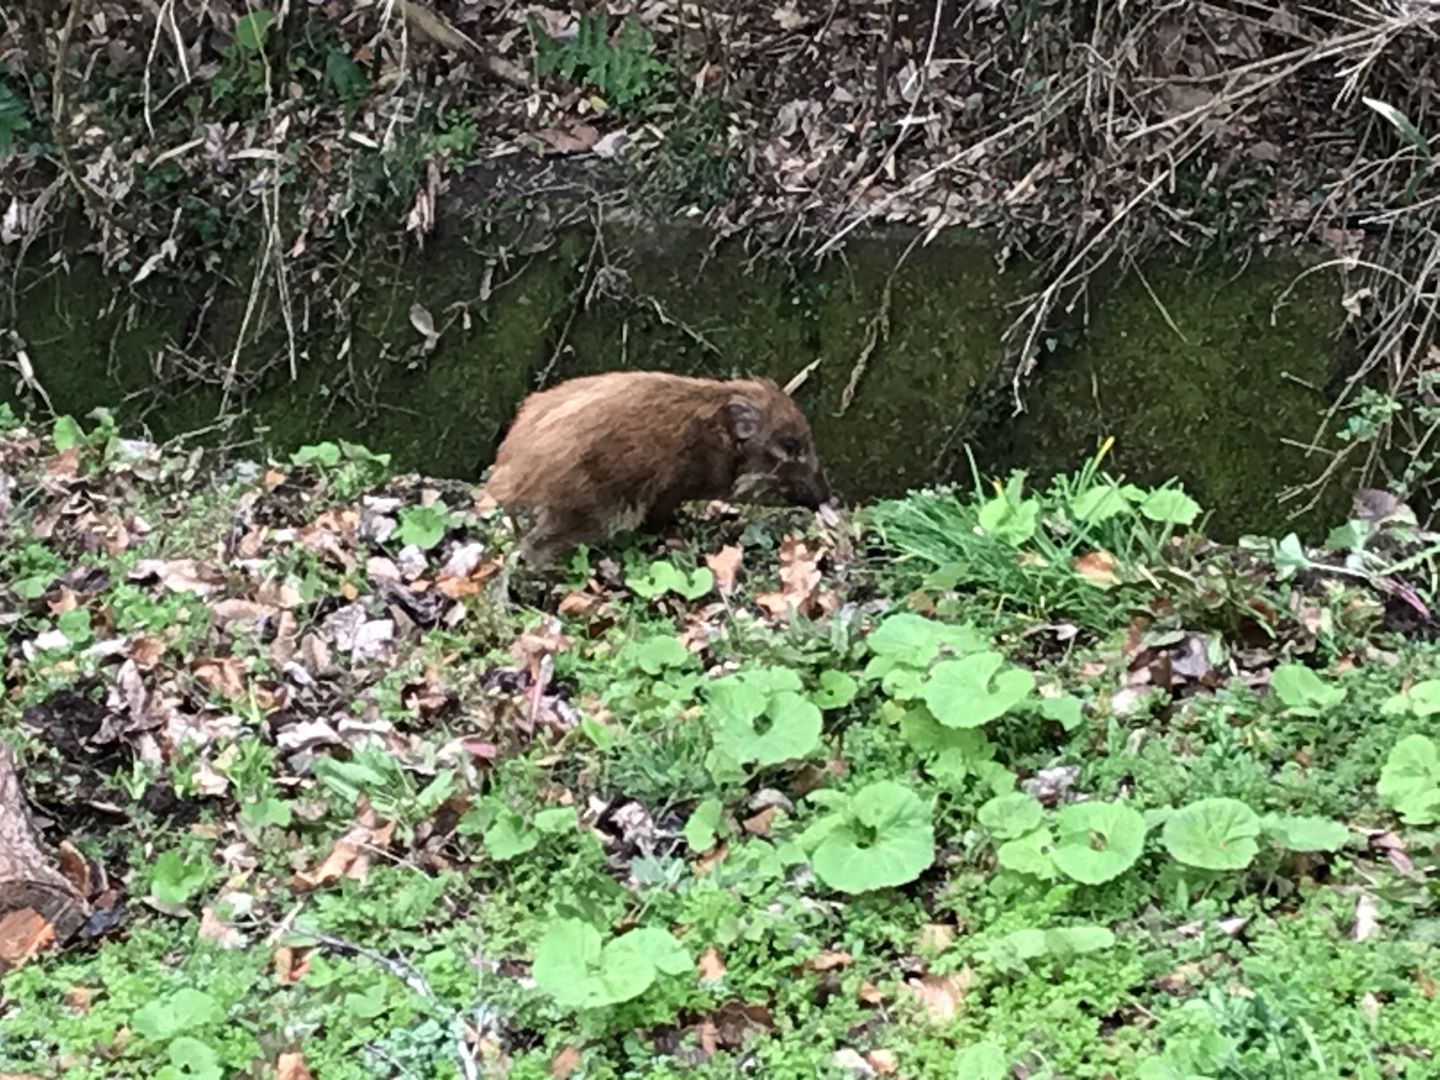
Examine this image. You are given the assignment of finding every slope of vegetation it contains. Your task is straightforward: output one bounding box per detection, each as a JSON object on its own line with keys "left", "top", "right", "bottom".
{"left": 1, "top": 408, "right": 1438, "bottom": 1078}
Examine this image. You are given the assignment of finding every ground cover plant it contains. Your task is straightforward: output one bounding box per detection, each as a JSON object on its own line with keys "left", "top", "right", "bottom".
{"left": 1, "top": 407, "right": 1438, "bottom": 1078}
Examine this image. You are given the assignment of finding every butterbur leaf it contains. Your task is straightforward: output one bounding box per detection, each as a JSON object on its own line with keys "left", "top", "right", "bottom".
{"left": 864, "top": 613, "right": 983, "bottom": 670}
{"left": 1070, "top": 484, "right": 1132, "bottom": 524}
{"left": 953, "top": 1042, "right": 1009, "bottom": 1079}
{"left": 898, "top": 708, "right": 996, "bottom": 783}
{"left": 396, "top": 504, "right": 448, "bottom": 550}
{"left": 811, "top": 670, "right": 859, "bottom": 710}
{"left": 1162, "top": 797, "right": 1261, "bottom": 870}
{"left": 1044, "top": 925, "right": 1116, "bottom": 956}
{"left": 133, "top": 989, "right": 222, "bottom": 1039}
{"left": 630, "top": 634, "right": 692, "bottom": 674}
{"left": 1140, "top": 488, "right": 1202, "bottom": 526}
{"left": 811, "top": 781, "right": 935, "bottom": 893}
{"left": 1270, "top": 664, "right": 1345, "bottom": 713}
{"left": 484, "top": 811, "right": 538, "bottom": 861}
{"left": 921, "top": 652, "right": 1034, "bottom": 728}
{"left": 532, "top": 919, "right": 679, "bottom": 1010}
{"left": 52, "top": 415, "right": 84, "bottom": 451}
{"left": 978, "top": 793, "right": 1044, "bottom": 840}
{"left": 151, "top": 851, "right": 206, "bottom": 905}
{"left": 1261, "top": 814, "right": 1350, "bottom": 853}
{"left": 1051, "top": 802, "right": 1146, "bottom": 884}
{"left": 234, "top": 9, "right": 276, "bottom": 50}
{"left": 684, "top": 798, "right": 724, "bottom": 851}
{"left": 612, "top": 926, "right": 692, "bottom": 976}
{"left": 1378, "top": 734, "right": 1440, "bottom": 825}
{"left": 996, "top": 828, "right": 1057, "bottom": 879}
{"left": 292, "top": 441, "right": 342, "bottom": 468}
{"left": 163, "top": 1037, "right": 221, "bottom": 1080}
{"left": 1038, "top": 694, "right": 1084, "bottom": 731}
{"left": 708, "top": 669, "right": 821, "bottom": 766}
{"left": 534, "top": 807, "right": 578, "bottom": 834}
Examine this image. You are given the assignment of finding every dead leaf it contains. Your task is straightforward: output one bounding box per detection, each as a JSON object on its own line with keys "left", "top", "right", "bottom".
{"left": 0, "top": 909, "right": 56, "bottom": 971}
{"left": 1072, "top": 550, "right": 1119, "bottom": 586}
{"left": 742, "top": 806, "right": 777, "bottom": 836}
{"left": 698, "top": 946, "right": 726, "bottom": 982}
{"left": 808, "top": 950, "right": 853, "bottom": 972}
{"left": 550, "top": 1046, "right": 583, "bottom": 1078}
{"left": 198, "top": 906, "right": 245, "bottom": 949}
{"left": 904, "top": 970, "right": 971, "bottom": 1022}
{"left": 755, "top": 535, "right": 828, "bottom": 618}
{"left": 276, "top": 1051, "right": 314, "bottom": 1080}
{"left": 292, "top": 811, "right": 394, "bottom": 891}
{"left": 857, "top": 980, "right": 886, "bottom": 1005}
{"left": 705, "top": 545, "right": 743, "bottom": 595}
{"left": 915, "top": 923, "right": 956, "bottom": 952}
{"left": 194, "top": 656, "right": 246, "bottom": 700}
{"left": 865, "top": 1049, "right": 899, "bottom": 1075}
{"left": 273, "top": 946, "right": 310, "bottom": 984}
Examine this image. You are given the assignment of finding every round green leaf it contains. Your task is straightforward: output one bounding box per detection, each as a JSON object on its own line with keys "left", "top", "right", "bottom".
{"left": 1139, "top": 488, "right": 1201, "bottom": 526}
{"left": 812, "top": 670, "right": 859, "bottom": 710}
{"left": 811, "top": 781, "right": 935, "bottom": 893}
{"left": 978, "top": 793, "right": 1044, "bottom": 840}
{"left": 1378, "top": 734, "right": 1440, "bottom": 825}
{"left": 1162, "top": 797, "right": 1261, "bottom": 871}
{"left": 922, "top": 652, "right": 1035, "bottom": 729}
{"left": 1051, "top": 801, "right": 1146, "bottom": 884}
{"left": 996, "top": 828, "right": 1057, "bottom": 879}
{"left": 1261, "top": 814, "right": 1350, "bottom": 853}
{"left": 532, "top": 919, "right": 658, "bottom": 1010}
{"left": 953, "top": 1042, "right": 1009, "bottom": 1079}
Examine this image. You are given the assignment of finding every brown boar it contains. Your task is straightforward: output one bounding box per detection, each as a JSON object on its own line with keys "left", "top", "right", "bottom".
{"left": 482, "top": 370, "right": 831, "bottom": 565}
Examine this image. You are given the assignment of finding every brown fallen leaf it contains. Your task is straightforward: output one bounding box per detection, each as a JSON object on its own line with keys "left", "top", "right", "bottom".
{"left": 194, "top": 656, "right": 246, "bottom": 700}
{"left": 64, "top": 985, "right": 94, "bottom": 1014}
{"left": 705, "top": 545, "right": 743, "bottom": 595}
{"left": 292, "top": 809, "right": 395, "bottom": 891}
{"left": 698, "top": 946, "right": 727, "bottom": 982}
{"left": 742, "top": 806, "right": 777, "bottom": 836}
{"left": 276, "top": 1051, "right": 315, "bottom": 1080}
{"left": 0, "top": 909, "right": 56, "bottom": 972}
{"left": 857, "top": 981, "right": 886, "bottom": 1005}
{"left": 904, "top": 970, "right": 972, "bottom": 1022}
{"left": 866, "top": 1049, "right": 899, "bottom": 1075}
{"left": 1072, "top": 549, "right": 1119, "bottom": 586}
{"left": 198, "top": 905, "right": 245, "bottom": 950}
{"left": 755, "top": 535, "right": 827, "bottom": 618}
{"left": 550, "top": 1045, "right": 583, "bottom": 1078}
{"left": 807, "top": 950, "right": 853, "bottom": 972}
{"left": 273, "top": 946, "right": 310, "bottom": 985}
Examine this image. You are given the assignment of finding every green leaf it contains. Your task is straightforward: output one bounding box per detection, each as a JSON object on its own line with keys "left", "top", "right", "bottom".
{"left": 708, "top": 672, "right": 822, "bottom": 766}
{"left": 292, "top": 441, "right": 342, "bottom": 468}
{"left": 811, "top": 780, "right": 935, "bottom": 893}
{"left": 239, "top": 795, "right": 292, "bottom": 830}
{"left": 1139, "top": 488, "right": 1202, "bottom": 526}
{"left": 484, "top": 810, "right": 538, "bottom": 861}
{"left": 953, "top": 1042, "right": 1009, "bottom": 1079}
{"left": 996, "top": 828, "right": 1057, "bottom": 879}
{"left": 1363, "top": 97, "right": 1433, "bottom": 158}
{"left": 150, "top": 851, "right": 207, "bottom": 905}
{"left": 811, "top": 670, "right": 859, "bottom": 710}
{"left": 977, "top": 793, "right": 1044, "bottom": 840}
{"left": 1038, "top": 694, "right": 1084, "bottom": 731}
{"left": 629, "top": 634, "right": 692, "bottom": 675}
{"left": 865, "top": 612, "right": 983, "bottom": 670}
{"left": 1378, "top": 734, "right": 1440, "bottom": 826}
{"left": 0, "top": 77, "right": 32, "bottom": 158}
{"left": 161, "top": 1036, "right": 222, "bottom": 1080}
{"left": 684, "top": 798, "right": 724, "bottom": 851}
{"left": 1070, "top": 484, "right": 1132, "bottom": 524}
{"left": 325, "top": 47, "right": 368, "bottom": 103}
{"left": 234, "top": 9, "right": 276, "bottom": 51}
{"left": 898, "top": 708, "right": 997, "bottom": 784}
{"left": 1261, "top": 814, "right": 1350, "bottom": 853}
{"left": 396, "top": 504, "right": 448, "bottom": 550}
{"left": 1272, "top": 533, "right": 1311, "bottom": 581}
{"left": 921, "top": 652, "right": 1034, "bottom": 728}
{"left": 612, "top": 926, "right": 691, "bottom": 977}
{"left": 1270, "top": 664, "right": 1345, "bottom": 714}
{"left": 52, "top": 415, "right": 84, "bottom": 451}
{"left": 1162, "top": 797, "right": 1261, "bottom": 871}
{"left": 1045, "top": 925, "right": 1116, "bottom": 956}
{"left": 532, "top": 919, "right": 672, "bottom": 1010}
{"left": 57, "top": 607, "right": 93, "bottom": 645}
{"left": 534, "top": 807, "right": 578, "bottom": 834}
{"left": 1393, "top": 679, "right": 1440, "bottom": 718}
{"left": 133, "top": 989, "right": 222, "bottom": 1039}
{"left": 1051, "top": 801, "right": 1146, "bottom": 884}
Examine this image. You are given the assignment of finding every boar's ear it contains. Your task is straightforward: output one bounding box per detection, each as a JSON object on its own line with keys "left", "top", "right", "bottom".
{"left": 725, "top": 395, "right": 762, "bottom": 442}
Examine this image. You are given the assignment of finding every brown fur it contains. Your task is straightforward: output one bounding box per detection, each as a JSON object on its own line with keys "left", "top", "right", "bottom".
{"left": 483, "top": 371, "right": 830, "bottom": 565}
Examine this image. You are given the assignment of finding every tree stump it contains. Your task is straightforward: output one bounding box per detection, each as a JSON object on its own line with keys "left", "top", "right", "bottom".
{"left": 0, "top": 744, "right": 89, "bottom": 973}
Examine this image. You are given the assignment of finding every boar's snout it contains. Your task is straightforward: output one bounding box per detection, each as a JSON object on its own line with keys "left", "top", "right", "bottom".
{"left": 784, "top": 468, "right": 831, "bottom": 510}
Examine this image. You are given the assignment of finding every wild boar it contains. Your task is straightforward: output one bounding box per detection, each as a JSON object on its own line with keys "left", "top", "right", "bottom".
{"left": 482, "top": 370, "right": 831, "bottom": 565}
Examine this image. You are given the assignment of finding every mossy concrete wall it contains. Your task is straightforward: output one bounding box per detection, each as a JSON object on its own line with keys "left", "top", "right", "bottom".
{"left": 8, "top": 220, "right": 1348, "bottom": 538}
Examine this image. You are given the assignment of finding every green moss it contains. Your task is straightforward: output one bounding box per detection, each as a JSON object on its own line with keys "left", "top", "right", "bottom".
{"left": 985, "top": 254, "right": 1350, "bottom": 538}
{"left": 7, "top": 219, "right": 1353, "bottom": 536}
